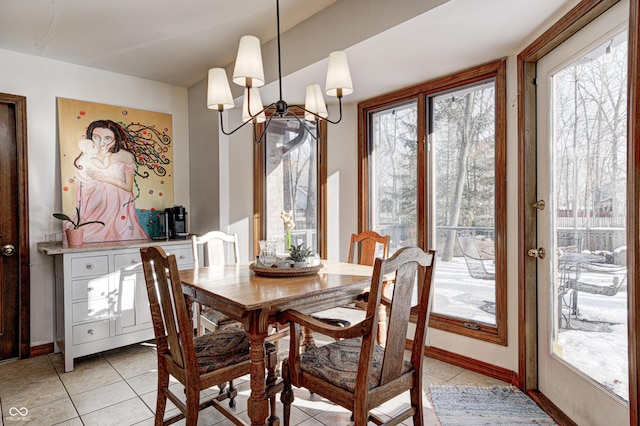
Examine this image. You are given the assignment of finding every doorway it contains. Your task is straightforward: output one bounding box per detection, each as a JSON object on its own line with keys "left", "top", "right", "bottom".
{"left": 536, "top": 2, "right": 629, "bottom": 423}
{"left": 0, "top": 93, "right": 30, "bottom": 360}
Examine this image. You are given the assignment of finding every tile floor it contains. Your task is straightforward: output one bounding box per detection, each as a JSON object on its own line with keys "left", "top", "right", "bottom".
{"left": 0, "top": 326, "right": 507, "bottom": 426}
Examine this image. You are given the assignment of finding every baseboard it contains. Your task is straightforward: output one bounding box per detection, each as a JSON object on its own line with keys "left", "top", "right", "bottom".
{"left": 30, "top": 343, "right": 54, "bottom": 358}
{"left": 527, "top": 390, "right": 577, "bottom": 426}
{"left": 406, "top": 340, "right": 518, "bottom": 385}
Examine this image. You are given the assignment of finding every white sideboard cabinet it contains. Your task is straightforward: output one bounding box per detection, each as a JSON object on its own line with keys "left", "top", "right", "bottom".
{"left": 38, "top": 240, "right": 193, "bottom": 372}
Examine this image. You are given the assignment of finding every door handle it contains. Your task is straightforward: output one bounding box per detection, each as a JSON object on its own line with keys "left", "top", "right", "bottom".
{"left": 1, "top": 244, "right": 16, "bottom": 257}
{"left": 532, "top": 199, "right": 546, "bottom": 210}
{"left": 527, "top": 247, "right": 546, "bottom": 259}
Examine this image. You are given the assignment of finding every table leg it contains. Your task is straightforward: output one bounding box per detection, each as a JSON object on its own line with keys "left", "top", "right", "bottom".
{"left": 247, "top": 313, "right": 270, "bottom": 426}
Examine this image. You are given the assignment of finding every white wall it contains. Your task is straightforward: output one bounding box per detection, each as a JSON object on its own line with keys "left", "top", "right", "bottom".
{"left": 188, "top": 80, "right": 221, "bottom": 235}
{"left": 0, "top": 48, "right": 190, "bottom": 347}
{"left": 326, "top": 103, "right": 359, "bottom": 262}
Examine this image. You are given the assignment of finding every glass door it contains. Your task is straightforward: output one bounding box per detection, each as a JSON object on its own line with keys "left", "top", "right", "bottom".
{"left": 536, "top": 2, "right": 628, "bottom": 424}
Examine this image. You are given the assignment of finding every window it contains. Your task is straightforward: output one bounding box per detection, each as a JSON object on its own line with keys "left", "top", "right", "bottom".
{"left": 368, "top": 101, "right": 419, "bottom": 254}
{"left": 254, "top": 109, "right": 327, "bottom": 258}
{"left": 359, "top": 60, "right": 507, "bottom": 344}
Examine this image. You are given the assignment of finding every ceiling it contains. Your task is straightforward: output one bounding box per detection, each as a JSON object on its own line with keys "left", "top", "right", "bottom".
{"left": 0, "top": 0, "right": 581, "bottom": 103}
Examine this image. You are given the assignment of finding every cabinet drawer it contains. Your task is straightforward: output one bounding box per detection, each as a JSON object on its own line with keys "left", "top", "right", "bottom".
{"left": 72, "top": 299, "right": 110, "bottom": 323}
{"left": 166, "top": 247, "right": 194, "bottom": 268}
{"left": 73, "top": 320, "right": 110, "bottom": 345}
{"left": 71, "top": 255, "right": 109, "bottom": 278}
{"left": 72, "top": 277, "right": 109, "bottom": 301}
{"left": 114, "top": 252, "right": 143, "bottom": 272}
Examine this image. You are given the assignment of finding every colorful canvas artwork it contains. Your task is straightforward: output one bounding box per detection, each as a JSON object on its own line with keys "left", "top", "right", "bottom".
{"left": 57, "top": 98, "right": 174, "bottom": 242}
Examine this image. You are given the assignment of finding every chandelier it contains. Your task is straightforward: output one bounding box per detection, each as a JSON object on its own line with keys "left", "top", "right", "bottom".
{"left": 206, "top": 0, "right": 353, "bottom": 143}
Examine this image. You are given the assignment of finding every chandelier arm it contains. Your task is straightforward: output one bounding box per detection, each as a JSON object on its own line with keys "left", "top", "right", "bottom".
{"left": 245, "top": 90, "right": 277, "bottom": 120}
{"left": 294, "top": 96, "right": 345, "bottom": 125}
{"left": 218, "top": 102, "right": 275, "bottom": 136}
{"left": 218, "top": 102, "right": 278, "bottom": 136}
{"left": 286, "top": 111, "right": 319, "bottom": 142}
{"left": 218, "top": 110, "right": 253, "bottom": 136}
{"left": 255, "top": 113, "right": 276, "bottom": 144}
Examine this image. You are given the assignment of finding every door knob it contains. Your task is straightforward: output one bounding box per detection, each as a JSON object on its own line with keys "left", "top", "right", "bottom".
{"left": 532, "top": 200, "right": 546, "bottom": 210}
{"left": 527, "top": 247, "right": 546, "bottom": 259}
{"left": 1, "top": 244, "right": 16, "bottom": 257}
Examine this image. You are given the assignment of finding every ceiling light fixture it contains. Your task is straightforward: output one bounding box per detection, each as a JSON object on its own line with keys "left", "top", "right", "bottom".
{"left": 206, "top": 0, "right": 353, "bottom": 143}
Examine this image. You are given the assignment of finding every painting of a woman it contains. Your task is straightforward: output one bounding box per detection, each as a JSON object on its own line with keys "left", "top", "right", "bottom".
{"left": 74, "top": 119, "right": 148, "bottom": 242}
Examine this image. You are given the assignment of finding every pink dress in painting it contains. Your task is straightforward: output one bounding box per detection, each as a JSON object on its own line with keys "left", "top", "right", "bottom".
{"left": 76, "top": 161, "right": 148, "bottom": 242}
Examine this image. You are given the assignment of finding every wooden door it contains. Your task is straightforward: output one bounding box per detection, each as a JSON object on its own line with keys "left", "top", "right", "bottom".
{"left": 0, "top": 93, "right": 29, "bottom": 360}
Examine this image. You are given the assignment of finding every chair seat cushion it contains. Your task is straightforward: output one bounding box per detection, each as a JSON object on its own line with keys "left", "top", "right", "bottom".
{"left": 194, "top": 328, "right": 250, "bottom": 374}
{"left": 201, "top": 306, "right": 239, "bottom": 328}
{"left": 299, "top": 337, "right": 412, "bottom": 392}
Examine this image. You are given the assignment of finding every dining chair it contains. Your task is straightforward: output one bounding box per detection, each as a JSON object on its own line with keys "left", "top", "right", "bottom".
{"left": 347, "top": 230, "right": 390, "bottom": 266}
{"left": 141, "top": 246, "right": 281, "bottom": 426}
{"left": 193, "top": 231, "right": 289, "bottom": 357}
{"left": 305, "top": 230, "right": 390, "bottom": 347}
{"left": 192, "top": 231, "right": 241, "bottom": 336}
{"left": 278, "top": 246, "right": 436, "bottom": 426}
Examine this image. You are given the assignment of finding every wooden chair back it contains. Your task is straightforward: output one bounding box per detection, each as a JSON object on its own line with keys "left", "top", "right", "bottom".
{"left": 192, "top": 231, "right": 239, "bottom": 267}
{"left": 364, "top": 247, "right": 435, "bottom": 388}
{"left": 280, "top": 246, "right": 437, "bottom": 425}
{"left": 347, "top": 230, "right": 390, "bottom": 266}
{"left": 141, "top": 246, "right": 197, "bottom": 379}
{"left": 191, "top": 231, "right": 241, "bottom": 336}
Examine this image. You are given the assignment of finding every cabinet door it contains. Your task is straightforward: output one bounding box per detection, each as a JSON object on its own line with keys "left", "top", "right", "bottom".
{"left": 113, "top": 253, "right": 152, "bottom": 335}
{"left": 165, "top": 246, "right": 194, "bottom": 269}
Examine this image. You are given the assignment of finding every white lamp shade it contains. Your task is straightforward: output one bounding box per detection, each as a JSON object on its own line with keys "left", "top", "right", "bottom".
{"left": 242, "top": 88, "right": 266, "bottom": 123}
{"left": 207, "top": 68, "right": 235, "bottom": 110}
{"left": 233, "top": 35, "right": 265, "bottom": 88}
{"left": 304, "top": 84, "right": 328, "bottom": 121}
{"left": 325, "top": 51, "right": 353, "bottom": 97}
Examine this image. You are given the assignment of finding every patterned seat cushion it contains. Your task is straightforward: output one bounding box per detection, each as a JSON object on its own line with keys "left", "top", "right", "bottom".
{"left": 194, "top": 328, "right": 250, "bottom": 374}
{"left": 299, "top": 337, "right": 413, "bottom": 392}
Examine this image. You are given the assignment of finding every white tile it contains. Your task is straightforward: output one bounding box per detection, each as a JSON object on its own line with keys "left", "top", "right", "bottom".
{"left": 71, "top": 380, "right": 136, "bottom": 415}
{"left": 80, "top": 397, "right": 153, "bottom": 426}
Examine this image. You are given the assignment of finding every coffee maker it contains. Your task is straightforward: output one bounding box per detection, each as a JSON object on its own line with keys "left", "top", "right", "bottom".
{"left": 164, "top": 205, "right": 188, "bottom": 239}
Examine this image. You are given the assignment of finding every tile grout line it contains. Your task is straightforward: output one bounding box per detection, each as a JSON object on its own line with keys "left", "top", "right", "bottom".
{"left": 48, "top": 353, "right": 86, "bottom": 425}
{"left": 98, "top": 348, "right": 156, "bottom": 423}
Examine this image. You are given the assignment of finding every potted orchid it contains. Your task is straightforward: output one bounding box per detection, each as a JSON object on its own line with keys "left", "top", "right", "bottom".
{"left": 280, "top": 210, "right": 295, "bottom": 251}
{"left": 53, "top": 207, "right": 105, "bottom": 246}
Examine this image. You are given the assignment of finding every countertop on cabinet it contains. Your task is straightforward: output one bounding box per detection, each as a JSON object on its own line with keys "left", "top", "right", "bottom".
{"left": 37, "top": 238, "right": 192, "bottom": 255}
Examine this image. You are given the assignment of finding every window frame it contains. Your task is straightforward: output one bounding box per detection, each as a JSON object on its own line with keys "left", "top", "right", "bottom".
{"left": 253, "top": 106, "right": 328, "bottom": 258}
{"left": 358, "top": 59, "right": 507, "bottom": 344}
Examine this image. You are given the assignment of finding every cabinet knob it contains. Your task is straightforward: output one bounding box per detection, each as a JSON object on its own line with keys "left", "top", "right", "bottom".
{"left": 86, "top": 263, "right": 94, "bottom": 270}
{"left": 88, "top": 308, "right": 94, "bottom": 313}
{"left": 87, "top": 329, "right": 95, "bottom": 335}
{"left": 179, "top": 255, "right": 185, "bottom": 259}
{"left": 131, "top": 260, "right": 138, "bottom": 265}
{"left": 87, "top": 286, "right": 94, "bottom": 291}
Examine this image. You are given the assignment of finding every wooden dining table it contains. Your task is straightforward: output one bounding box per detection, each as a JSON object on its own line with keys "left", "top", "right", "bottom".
{"left": 179, "top": 261, "right": 375, "bottom": 426}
